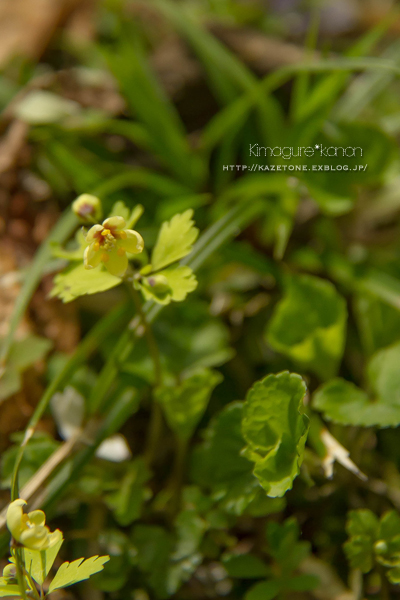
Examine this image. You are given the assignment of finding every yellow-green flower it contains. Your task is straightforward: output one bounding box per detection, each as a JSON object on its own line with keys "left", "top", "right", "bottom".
{"left": 6, "top": 499, "right": 62, "bottom": 551}
{"left": 72, "top": 194, "right": 103, "bottom": 223}
{"left": 84, "top": 216, "right": 144, "bottom": 277}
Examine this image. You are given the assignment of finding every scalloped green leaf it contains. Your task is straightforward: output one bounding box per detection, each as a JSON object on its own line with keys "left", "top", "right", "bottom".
{"left": 151, "top": 210, "right": 199, "bottom": 271}
{"left": 313, "top": 341, "right": 400, "bottom": 427}
{"left": 191, "top": 402, "right": 263, "bottom": 515}
{"left": 267, "top": 274, "right": 347, "bottom": 380}
{"left": 241, "top": 372, "right": 309, "bottom": 498}
{"left": 50, "top": 263, "right": 121, "bottom": 303}
{"left": 344, "top": 510, "right": 379, "bottom": 573}
{"left": 156, "top": 368, "right": 222, "bottom": 441}
{"left": 139, "top": 266, "right": 197, "bottom": 305}
{"left": 48, "top": 555, "right": 110, "bottom": 593}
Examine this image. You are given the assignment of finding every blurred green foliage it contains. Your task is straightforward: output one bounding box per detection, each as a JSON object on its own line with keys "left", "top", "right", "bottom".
{"left": 2, "top": 0, "right": 400, "bottom": 598}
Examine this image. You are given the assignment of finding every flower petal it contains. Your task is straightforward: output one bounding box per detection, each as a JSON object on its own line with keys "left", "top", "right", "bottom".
{"left": 86, "top": 224, "right": 103, "bottom": 242}
{"left": 103, "top": 216, "right": 126, "bottom": 231}
{"left": 123, "top": 230, "right": 144, "bottom": 254}
{"left": 20, "top": 526, "right": 50, "bottom": 551}
{"left": 105, "top": 248, "right": 128, "bottom": 277}
{"left": 47, "top": 529, "right": 64, "bottom": 549}
{"left": 6, "top": 500, "right": 26, "bottom": 540}
{"left": 27, "top": 510, "right": 46, "bottom": 527}
{"left": 84, "top": 244, "right": 102, "bottom": 269}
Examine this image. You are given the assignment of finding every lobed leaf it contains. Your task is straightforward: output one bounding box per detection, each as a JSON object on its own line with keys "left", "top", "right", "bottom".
{"left": 267, "top": 274, "right": 347, "bottom": 380}
{"left": 191, "top": 402, "right": 261, "bottom": 514}
{"left": 151, "top": 210, "right": 199, "bottom": 271}
{"left": 48, "top": 555, "right": 110, "bottom": 593}
{"left": 344, "top": 510, "right": 379, "bottom": 573}
{"left": 156, "top": 368, "right": 222, "bottom": 441}
{"left": 50, "top": 263, "right": 121, "bottom": 303}
{"left": 139, "top": 266, "right": 197, "bottom": 305}
{"left": 241, "top": 372, "right": 309, "bottom": 497}
{"left": 313, "top": 341, "right": 400, "bottom": 427}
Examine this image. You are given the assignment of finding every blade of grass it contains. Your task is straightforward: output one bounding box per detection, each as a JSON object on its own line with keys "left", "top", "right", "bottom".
{"left": 101, "top": 28, "right": 203, "bottom": 189}
{"left": 333, "top": 39, "right": 400, "bottom": 121}
{"left": 295, "top": 9, "right": 397, "bottom": 122}
{"left": 290, "top": 8, "right": 321, "bottom": 122}
{"left": 152, "top": 0, "right": 285, "bottom": 147}
{"left": 201, "top": 57, "right": 400, "bottom": 154}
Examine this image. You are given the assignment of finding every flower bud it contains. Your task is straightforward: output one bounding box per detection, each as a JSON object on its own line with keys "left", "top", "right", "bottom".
{"left": 147, "top": 274, "right": 170, "bottom": 296}
{"left": 72, "top": 194, "right": 103, "bottom": 223}
{"left": 2, "top": 563, "right": 16, "bottom": 581}
{"left": 374, "top": 540, "right": 388, "bottom": 555}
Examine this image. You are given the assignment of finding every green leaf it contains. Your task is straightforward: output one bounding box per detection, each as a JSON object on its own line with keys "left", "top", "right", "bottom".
{"left": 139, "top": 266, "right": 197, "bottom": 305}
{"left": 375, "top": 511, "right": 400, "bottom": 568}
{"left": 0, "top": 369, "right": 21, "bottom": 403}
{"left": 132, "top": 525, "right": 173, "bottom": 599}
{"left": 245, "top": 580, "right": 282, "bottom": 600}
{"left": 241, "top": 372, "right": 309, "bottom": 498}
{"left": 223, "top": 554, "right": 270, "bottom": 579}
{"left": 151, "top": 210, "right": 199, "bottom": 271}
{"left": 0, "top": 580, "right": 20, "bottom": 597}
{"left": 0, "top": 335, "right": 52, "bottom": 402}
{"left": 156, "top": 368, "right": 222, "bottom": 441}
{"left": 162, "top": 266, "right": 198, "bottom": 302}
{"left": 302, "top": 123, "right": 398, "bottom": 202}
{"left": 286, "top": 574, "right": 320, "bottom": 591}
{"left": 267, "top": 274, "right": 347, "bottom": 380}
{"left": 24, "top": 530, "right": 64, "bottom": 585}
{"left": 354, "top": 295, "right": 400, "bottom": 355}
{"left": 106, "top": 458, "right": 150, "bottom": 526}
{"left": 51, "top": 229, "right": 87, "bottom": 261}
{"left": 167, "top": 509, "right": 206, "bottom": 594}
{"left": 50, "top": 263, "right": 121, "bottom": 303}
{"left": 191, "top": 402, "right": 261, "bottom": 515}
{"left": 313, "top": 341, "right": 400, "bottom": 427}
{"left": 7, "top": 335, "right": 53, "bottom": 370}
{"left": 387, "top": 567, "right": 400, "bottom": 584}
{"left": 266, "top": 518, "right": 311, "bottom": 573}
{"left": 344, "top": 509, "right": 379, "bottom": 573}
{"left": 48, "top": 555, "right": 110, "bottom": 593}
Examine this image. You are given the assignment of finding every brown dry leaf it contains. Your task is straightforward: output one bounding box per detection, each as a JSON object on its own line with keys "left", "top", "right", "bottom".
{"left": 0, "top": 0, "right": 90, "bottom": 68}
{"left": 151, "top": 37, "right": 202, "bottom": 100}
{"left": 0, "top": 120, "right": 29, "bottom": 175}
{"left": 0, "top": 238, "right": 30, "bottom": 340}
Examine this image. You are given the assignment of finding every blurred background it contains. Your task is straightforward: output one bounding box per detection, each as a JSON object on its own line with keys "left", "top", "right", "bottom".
{"left": 2, "top": 2, "right": 400, "bottom": 599}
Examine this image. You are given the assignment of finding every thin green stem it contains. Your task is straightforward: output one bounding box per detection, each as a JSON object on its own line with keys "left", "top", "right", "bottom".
{"left": 129, "top": 286, "right": 164, "bottom": 465}
{"left": 22, "top": 566, "right": 40, "bottom": 600}
{"left": 13, "top": 547, "right": 28, "bottom": 600}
